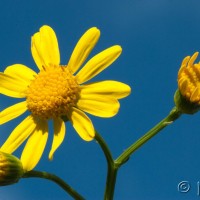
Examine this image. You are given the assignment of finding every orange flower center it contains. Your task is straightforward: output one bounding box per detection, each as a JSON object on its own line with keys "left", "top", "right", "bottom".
{"left": 26, "top": 65, "right": 79, "bottom": 119}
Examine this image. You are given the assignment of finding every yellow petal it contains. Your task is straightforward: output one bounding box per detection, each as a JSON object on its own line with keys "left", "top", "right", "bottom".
{"left": 188, "top": 52, "right": 199, "bottom": 67}
{"left": 179, "top": 79, "right": 188, "bottom": 95}
{"left": 21, "top": 119, "right": 48, "bottom": 171}
{"left": 49, "top": 118, "right": 66, "bottom": 160}
{"left": 76, "top": 45, "right": 122, "bottom": 84}
{"left": 80, "top": 81, "right": 131, "bottom": 99}
{"left": 178, "top": 56, "right": 190, "bottom": 75}
{"left": 31, "top": 33, "right": 44, "bottom": 70}
{"left": 4, "top": 64, "right": 36, "bottom": 83}
{"left": 77, "top": 95, "right": 120, "bottom": 117}
{"left": 68, "top": 107, "right": 94, "bottom": 141}
{"left": 181, "top": 55, "right": 191, "bottom": 66}
{"left": 31, "top": 25, "right": 60, "bottom": 70}
{"left": 191, "top": 87, "right": 200, "bottom": 102}
{"left": 68, "top": 27, "right": 100, "bottom": 74}
{"left": 1, "top": 115, "right": 37, "bottom": 153}
{"left": 0, "top": 73, "right": 28, "bottom": 98}
{"left": 0, "top": 101, "right": 27, "bottom": 125}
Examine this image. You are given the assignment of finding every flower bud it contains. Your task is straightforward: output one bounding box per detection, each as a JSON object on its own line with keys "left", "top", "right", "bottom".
{"left": 0, "top": 151, "right": 24, "bottom": 186}
{"left": 175, "top": 52, "right": 200, "bottom": 114}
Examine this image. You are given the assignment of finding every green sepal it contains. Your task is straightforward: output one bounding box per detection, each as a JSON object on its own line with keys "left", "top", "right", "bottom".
{"left": 174, "top": 89, "right": 200, "bottom": 114}
{"left": 61, "top": 115, "right": 69, "bottom": 122}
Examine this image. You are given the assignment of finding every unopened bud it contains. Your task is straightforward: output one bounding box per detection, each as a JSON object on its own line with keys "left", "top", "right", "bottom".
{"left": 0, "top": 151, "right": 24, "bottom": 186}
{"left": 175, "top": 52, "right": 200, "bottom": 114}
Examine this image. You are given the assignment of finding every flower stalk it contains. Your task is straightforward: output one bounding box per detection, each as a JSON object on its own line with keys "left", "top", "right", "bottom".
{"left": 116, "top": 106, "right": 182, "bottom": 166}
{"left": 22, "top": 170, "right": 85, "bottom": 200}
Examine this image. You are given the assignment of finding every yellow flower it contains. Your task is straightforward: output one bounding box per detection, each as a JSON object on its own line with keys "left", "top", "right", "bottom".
{"left": 175, "top": 52, "right": 200, "bottom": 114}
{"left": 177, "top": 52, "right": 200, "bottom": 103}
{"left": 0, "top": 25, "right": 131, "bottom": 171}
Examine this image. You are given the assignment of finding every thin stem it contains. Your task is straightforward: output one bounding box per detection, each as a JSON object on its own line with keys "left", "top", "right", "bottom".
{"left": 95, "top": 130, "right": 113, "bottom": 165}
{"left": 115, "top": 106, "right": 182, "bottom": 167}
{"left": 95, "top": 130, "right": 117, "bottom": 200}
{"left": 22, "top": 170, "right": 85, "bottom": 200}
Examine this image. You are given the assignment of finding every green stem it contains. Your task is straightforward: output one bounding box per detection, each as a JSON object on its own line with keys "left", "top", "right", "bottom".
{"left": 104, "top": 165, "right": 118, "bottom": 200}
{"left": 95, "top": 130, "right": 113, "bottom": 166}
{"left": 115, "top": 106, "right": 182, "bottom": 167}
{"left": 22, "top": 170, "right": 85, "bottom": 200}
{"left": 95, "top": 131, "right": 117, "bottom": 200}
{"left": 95, "top": 107, "right": 182, "bottom": 200}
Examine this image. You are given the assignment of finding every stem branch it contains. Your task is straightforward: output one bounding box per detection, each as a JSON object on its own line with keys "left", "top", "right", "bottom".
{"left": 115, "top": 107, "right": 182, "bottom": 167}
{"left": 95, "top": 131, "right": 117, "bottom": 200}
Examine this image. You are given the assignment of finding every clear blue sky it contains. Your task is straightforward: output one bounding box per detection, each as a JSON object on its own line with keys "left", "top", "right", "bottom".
{"left": 1, "top": 0, "right": 200, "bottom": 199}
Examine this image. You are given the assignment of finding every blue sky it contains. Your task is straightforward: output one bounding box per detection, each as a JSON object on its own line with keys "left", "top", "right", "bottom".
{"left": 1, "top": 0, "right": 200, "bottom": 199}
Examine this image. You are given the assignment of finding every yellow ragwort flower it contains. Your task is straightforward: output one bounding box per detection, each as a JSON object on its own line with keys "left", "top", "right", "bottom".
{"left": 0, "top": 25, "right": 131, "bottom": 171}
{"left": 175, "top": 52, "right": 200, "bottom": 113}
{"left": 177, "top": 52, "right": 200, "bottom": 102}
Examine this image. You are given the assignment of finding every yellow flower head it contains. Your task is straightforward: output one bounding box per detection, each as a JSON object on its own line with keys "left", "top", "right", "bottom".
{"left": 0, "top": 25, "right": 131, "bottom": 171}
{"left": 178, "top": 52, "right": 200, "bottom": 103}
{"left": 175, "top": 52, "right": 200, "bottom": 113}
